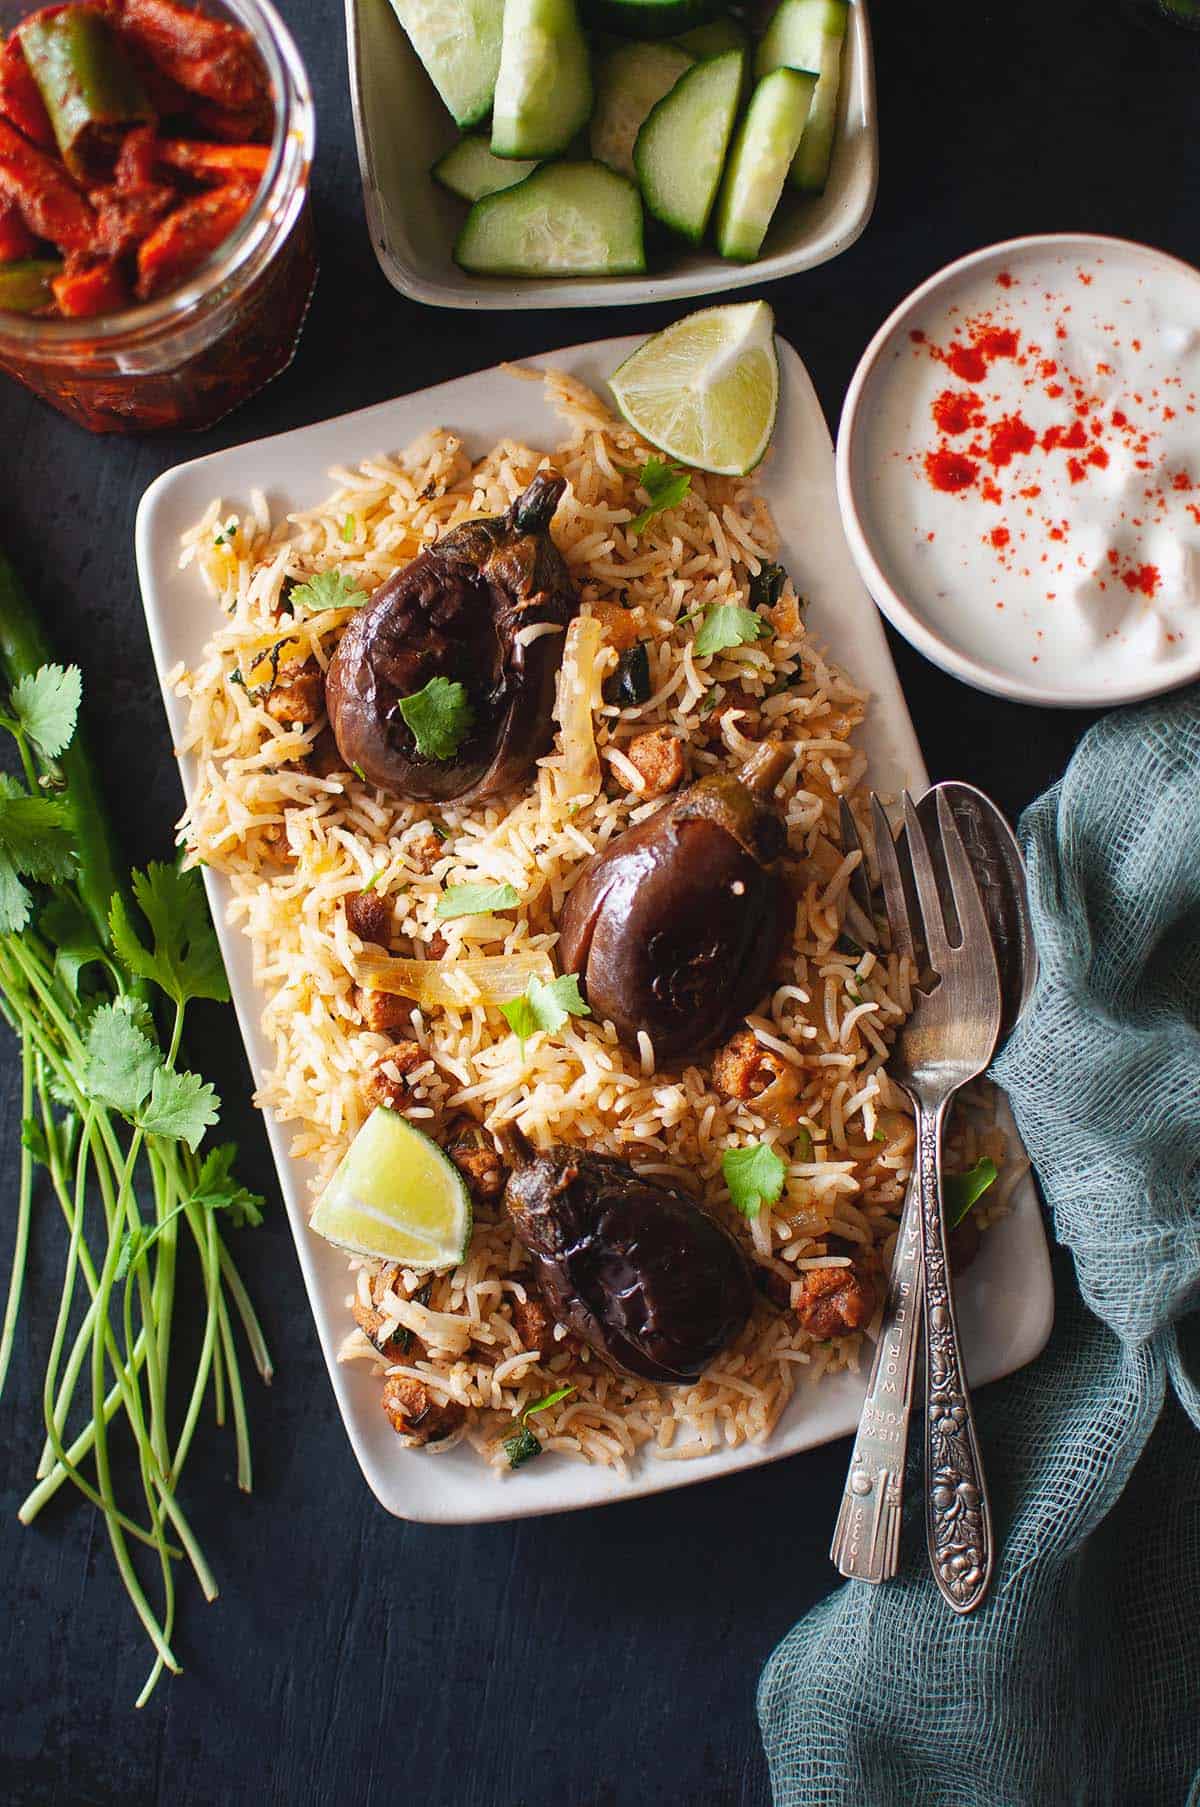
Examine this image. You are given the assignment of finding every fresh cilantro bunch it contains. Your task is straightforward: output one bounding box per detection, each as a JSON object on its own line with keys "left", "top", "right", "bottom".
{"left": 0, "top": 562, "right": 269, "bottom": 1710}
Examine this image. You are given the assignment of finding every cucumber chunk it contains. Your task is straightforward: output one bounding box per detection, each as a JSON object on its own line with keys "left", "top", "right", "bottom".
{"left": 454, "top": 160, "right": 646, "bottom": 274}
{"left": 387, "top": 0, "right": 503, "bottom": 130}
{"left": 633, "top": 48, "right": 743, "bottom": 244}
{"left": 491, "top": 0, "right": 593, "bottom": 158}
{"left": 755, "top": 0, "right": 848, "bottom": 192}
{"left": 432, "top": 135, "right": 538, "bottom": 202}
{"left": 590, "top": 0, "right": 719, "bottom": 40}
{"left": 590, "top": 40, "right": 692, "bottom": 180}
{"left": 673, "top": 16, "right": 749, "bottom": 59}
{"left": 714, "top": 66, "right": 815, "bottom": 261}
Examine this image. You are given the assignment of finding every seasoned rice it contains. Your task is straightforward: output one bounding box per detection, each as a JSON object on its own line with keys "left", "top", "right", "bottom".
{"left": 172, "top": 367, "right": 1004, "bottom": 1477}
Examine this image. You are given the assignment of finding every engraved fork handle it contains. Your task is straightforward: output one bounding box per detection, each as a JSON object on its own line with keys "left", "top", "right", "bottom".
{"left": 830, "top": 1170, "right": 923, "bottom": 1582}
{"left": 916, "top": 1097, "right": 994, "bottom": 1613}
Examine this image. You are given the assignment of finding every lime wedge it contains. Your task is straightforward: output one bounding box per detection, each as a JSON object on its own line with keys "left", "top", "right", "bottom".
{"left": 608, "top": 301, "right": 779, "bottom": 477}
{"left": 310, "top": 1107, "right": 472, "bottom": 1269}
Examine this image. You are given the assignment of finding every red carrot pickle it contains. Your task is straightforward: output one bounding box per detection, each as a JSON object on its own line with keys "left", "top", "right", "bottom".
{"left": 0, "top": 0, "right": 274, "bottom": 323}
{"left": 135, "top": 176, "right": 254, "bottom": 298}
{"left": 0, "top": 195, "right": 36, "bottom": 258}
{"left": 0, "top": 0, "right": 315, "bottom": 431}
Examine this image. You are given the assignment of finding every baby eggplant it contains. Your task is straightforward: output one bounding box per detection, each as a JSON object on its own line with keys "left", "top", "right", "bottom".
{"left": 504, "top": 1145, "right": 754, "bottom": 1384}
{"left": 559, "top": 742, "right": 793, "bottom": 1061}
{"left": 325, "top": 473, "right": 578, "bottom": 803}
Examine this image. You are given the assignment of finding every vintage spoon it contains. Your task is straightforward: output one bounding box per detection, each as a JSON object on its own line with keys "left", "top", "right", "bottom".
{"left": 830, "top": 782, "right": 1037, "bottom": 1587}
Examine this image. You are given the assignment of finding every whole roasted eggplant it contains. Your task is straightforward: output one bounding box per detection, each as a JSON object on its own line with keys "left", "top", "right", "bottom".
{"left": 559, "top": 742, "right": 793, "bottom": 1061}
{"left": 504, "top": 1146, "right": 754, "bottom": 1384}
{"left": 325, "top": 473, "right": 578, "bottom": 803}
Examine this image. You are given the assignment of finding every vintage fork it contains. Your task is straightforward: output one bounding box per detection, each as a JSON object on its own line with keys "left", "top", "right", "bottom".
{"left": 831, "top": 791, "right": 1002, "bottom": 1611}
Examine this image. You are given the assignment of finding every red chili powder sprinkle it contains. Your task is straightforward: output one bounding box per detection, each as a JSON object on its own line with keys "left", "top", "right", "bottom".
{"left": 946, "top": 343, "right": 988, "bottom": 383}
{"left": 1173, "top": 470, "right": 1193, "bottom": 491}
{"left": 1067, "top": 458, "right": 1087, "bottom": 484}
{"left": 989, "top": 526, "right": 1011, "bottom": 549}
{"left": 924, "top": 448, "right": 978, "bottom": 493}
{"left": 1121, "top": 564, "right": 1159, "bottom": 598}
{"left": 981, "top": 477, "right": 1003, "bottom": 505}
{"left": 932, "top": 389, "right": 984, "bottom": 435}
{"left": 987, "top": 413, "right": 1037, "bottom": 468}
{"left": 976, "top": 327, "right": 1020, "bottom": 361}
{"left": 909, "top": 329, "right": 926, "bottom": 344}
{"left": 1088, "top": 446, "right": 1109, "bottom": 469}
{"left": 1020, "top": 485, "right": 1042, "bottom": 498}
{"left": 997, "top": 271, "right": 1014, "bottom": 288}
{"left": 1112, "top": 409, "right": 1128, "bottom": 427}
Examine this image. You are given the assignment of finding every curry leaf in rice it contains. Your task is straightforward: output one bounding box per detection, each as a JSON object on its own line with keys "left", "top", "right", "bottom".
{"left": 436, "top": 882, "right": 520, "bottom": 920}
{"left": 944, "top": 1156, "right": 999, "bottom": 1228}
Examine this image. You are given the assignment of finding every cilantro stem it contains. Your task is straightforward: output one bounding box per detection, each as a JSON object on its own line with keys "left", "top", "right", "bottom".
{"left": 169, "top": 1200, "right": 221, "bottom": 1483}
{"left": 0, "top": 556, "right": 269, "bottom": 1696}
{"left": 0, "top": 1026, "right": 34, "bottom": 1397}
{"left": 216, "top": 1238, "right": 272, "bottom": 1383}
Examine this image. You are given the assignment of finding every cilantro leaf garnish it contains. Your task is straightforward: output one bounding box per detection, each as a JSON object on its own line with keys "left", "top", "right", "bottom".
{"left": 116, "top": 1144, "right": 265, "bottom": 1280}
{"left": 0, "top": 774, "right": 77, "bottom": 934}
{"left": 84, "top": 1001, "right": 162, "bottom": 1116}
{"left": 503, "top": 1385, "right": 575, "bottom": 1470}
{"left": 83, "top": 1001, "right": 220, "bottom": 1146}
{"left": 500, "top": 972, "right": 590, "bottom": 1048}
{"left": 748, "top": 562, "right": 789, "bottom": 611}
{"left": 626, "top": 456, "right": 692, "bottom": 536}
{"left": 398, "top": 676, "right": 475, "bottom": 762}
{"left": 40, "top": 893, "right": 107, "bottom": 998}
{"left": 289, "top": 569, "right": 368, "bottom": 614}
{"left": 138, "top": 1067, "right": 221, "bottom": 1151}
{"left": 722, "top": 1141, "right": 787, "bottom": 1218}
{"left": 191, "top": 1142, "right": 265, "bottom": 1229}
{"left": 435, "top": 882, "right": 520, "bottom": 921}
{"left": 944, "top": 1156, "right": 999, "bottom": 1228}
{"left": 694, "top": 605, "right": 774, "bottom": 659}
{"left": 11, "top": 663, "right": 81, "bottom": 758}
{"left": 110, "top": 863, "right": 229, "bottom": 1008}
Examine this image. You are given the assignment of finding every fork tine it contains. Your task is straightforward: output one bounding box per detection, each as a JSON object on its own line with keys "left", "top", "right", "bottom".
{"left": 902, "top": 791, "right": 952, "bottom": 967}
{"left": 839, "top": 797, "right": 877, "bottom": 949}
{"left": 870, "top": 794, "right": 917, "bottom": 963}
{"left": 935, "top": 789, "right": 998, "bottom": 966}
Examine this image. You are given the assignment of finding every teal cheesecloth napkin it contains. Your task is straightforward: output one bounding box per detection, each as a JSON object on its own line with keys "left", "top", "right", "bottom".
{"left": 758, "top": 686, "right": 1200, "bottom": 1807}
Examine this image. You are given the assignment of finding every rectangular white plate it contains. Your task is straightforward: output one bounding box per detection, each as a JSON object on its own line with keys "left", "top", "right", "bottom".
{"left": 135, "top": 334, "right": 1054, "bottom": 1524}
{"left": 345, "top": 0, "right": 878, "bottom": 310}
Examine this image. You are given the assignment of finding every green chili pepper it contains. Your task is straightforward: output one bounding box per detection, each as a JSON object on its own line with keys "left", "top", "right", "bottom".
{"left": 0, "top": 260, "right": 62, "bottom": 315}
{"left": 0, "top": 547, "right": 125, "bottom": 948}
{"left": 19, "top": 9, "right": 152, "bottom": 181}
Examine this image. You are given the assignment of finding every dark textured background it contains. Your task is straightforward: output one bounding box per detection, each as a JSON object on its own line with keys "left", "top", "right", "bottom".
{"left": 2, "top": 2, "right": 1198, "bottom": 1803}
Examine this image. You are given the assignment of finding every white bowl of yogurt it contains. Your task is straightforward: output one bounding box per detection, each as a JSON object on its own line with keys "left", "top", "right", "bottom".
{"left": 836, "top": 233, "right": 1200, "bottom": 706}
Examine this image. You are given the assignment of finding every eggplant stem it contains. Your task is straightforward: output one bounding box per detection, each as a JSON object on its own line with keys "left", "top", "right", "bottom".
{"left": 512, "top": 471, "right": 567, "bottom": 534}
{"left": 737, "top": 741, "right": 792, "bottom": 797}
{"left": 491, "top": 1122, "right": 535, "bottom": 1171}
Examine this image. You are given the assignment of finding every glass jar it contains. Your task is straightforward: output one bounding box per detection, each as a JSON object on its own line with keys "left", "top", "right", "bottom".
{"left": 0, "top": 0, "right": 316, "bottom": 433}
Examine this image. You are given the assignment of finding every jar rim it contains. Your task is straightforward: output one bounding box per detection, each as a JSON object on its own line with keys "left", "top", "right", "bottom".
{"left": 0, "top": 0, "right": 314, "bottom": 351}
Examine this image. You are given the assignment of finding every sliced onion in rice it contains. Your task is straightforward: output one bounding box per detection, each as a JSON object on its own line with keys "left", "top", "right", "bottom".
{"left": 553, "top": 614, "right": 610, "bottom": 798}
{"left": 352, "top": 948, "right": 552, "bottom": 1007}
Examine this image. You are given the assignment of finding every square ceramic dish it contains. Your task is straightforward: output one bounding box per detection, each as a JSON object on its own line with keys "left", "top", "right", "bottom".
{"left": 135, "top": 332, "right": 1053, "bottom": 1522}
{"left": 344, "top": 0, "right": 878, "bottom": 309}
